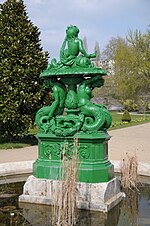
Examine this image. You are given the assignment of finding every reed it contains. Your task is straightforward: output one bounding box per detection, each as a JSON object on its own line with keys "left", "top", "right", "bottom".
{"left": 121, "top": 152, "right": 138, "bottom": 190}
{"left": 52, "top": 137, "right": 78, "bottom": 226}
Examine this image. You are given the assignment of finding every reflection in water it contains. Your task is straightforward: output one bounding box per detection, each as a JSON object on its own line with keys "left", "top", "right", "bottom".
{"left": 118, "top": 183, "right": 150, "bottom": 226}
{"left": 138, "top": 184, "right": 150, "bottom": 225}
{"left": 19, "top": 202, "right": 121, "bottom": 226}
{"left": 118, "top": 189, "right": 139, "bottom": 226}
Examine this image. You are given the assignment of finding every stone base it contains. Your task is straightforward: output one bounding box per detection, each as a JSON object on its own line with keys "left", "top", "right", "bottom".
{"left": 19, "top": 175, "right": 124, "bottom": 213}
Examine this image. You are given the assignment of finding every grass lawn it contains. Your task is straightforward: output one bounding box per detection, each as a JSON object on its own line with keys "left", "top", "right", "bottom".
{"left": 0, "top": 112, "right": 150, "bottom": 149}
{"left": 0, "top": 135, "right": 38, "bottom": 149}
{"left": 109, "top": 111, "right": 150, "bottom": 130}
{"left": 109, "top": 112, "right": 150, "bottom": 130}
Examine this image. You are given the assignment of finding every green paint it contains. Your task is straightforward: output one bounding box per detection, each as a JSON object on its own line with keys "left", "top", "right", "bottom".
{"left": 33, "top": 132, "right": 114, "bottom": 182}
{"left": 34, "top": 25, "right": 114, "bottom": 183}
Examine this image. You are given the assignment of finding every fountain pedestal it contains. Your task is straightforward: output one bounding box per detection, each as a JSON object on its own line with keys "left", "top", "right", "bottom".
{"left": 20, "top": 131, "right": 124, "bottom": 212}
{"left": 33, "top": 132, "right": 114, "bottom": 183}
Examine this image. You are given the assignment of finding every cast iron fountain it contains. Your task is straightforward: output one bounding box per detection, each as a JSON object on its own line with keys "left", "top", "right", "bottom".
{"left": 19, "top": 25, "right": 124, "bottom": 212}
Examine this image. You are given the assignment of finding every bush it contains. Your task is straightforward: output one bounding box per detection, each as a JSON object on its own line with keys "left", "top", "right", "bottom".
{"left": 121, "top": 110, "right": 131, "bottom": 122}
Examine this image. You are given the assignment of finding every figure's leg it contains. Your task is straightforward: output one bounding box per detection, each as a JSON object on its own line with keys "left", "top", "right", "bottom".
{"left": 93, "top": 104, "right": 112, "bottom": 129}
{"left": 47, "top": 100, "right": 59, "bottom": 119}
{"left": 80, "top": 103, "right": 106, "bottom": 131}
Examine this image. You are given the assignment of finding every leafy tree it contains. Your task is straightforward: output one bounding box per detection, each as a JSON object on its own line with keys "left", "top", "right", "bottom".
{"left": 123, "top": 99, "right": 138, "bottom": 112}
{"left": 113, "top": 37, "right": 141, "bottom": 101}
{"left": 103, "top": 27, "right": 150, "bottom": 111}
{"left": 0, "top": 0, "right": 49, "bottom": 137}
{"left": 126, "top": 29, "right": 150, "bottom": 111}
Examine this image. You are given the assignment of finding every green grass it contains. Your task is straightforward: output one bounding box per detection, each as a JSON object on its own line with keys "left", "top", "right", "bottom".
{"left": 0, "top": 135, "right": 38, "bottom": 149}
{"left": 109, "top": 111, "right": 150, "bottom": 130}
{"left": 0, "top": 112, "right": 150, "bottom": 149}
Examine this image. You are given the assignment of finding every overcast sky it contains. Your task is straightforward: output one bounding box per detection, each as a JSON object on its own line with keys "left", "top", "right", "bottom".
{"left": 1, "top": 0, "right": 149, "bottom": 60}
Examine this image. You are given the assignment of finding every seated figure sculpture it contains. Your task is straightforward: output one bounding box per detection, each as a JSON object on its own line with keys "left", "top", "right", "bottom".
{"left": 48, "top": 25, "right": 96, "bottom": 69}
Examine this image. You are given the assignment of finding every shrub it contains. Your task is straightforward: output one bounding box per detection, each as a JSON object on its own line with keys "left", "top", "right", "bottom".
{"left": 121, "top": 110, "right": 131, "bottom": 122}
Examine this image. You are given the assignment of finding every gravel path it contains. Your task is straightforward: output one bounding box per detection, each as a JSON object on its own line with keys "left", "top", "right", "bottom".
{"left": 0, "top": 122, "right": 150, "bottom": 164}
{"left": 109, "top": 122, "right": 150, "bottom": 163}
{"left": 0, "top": 145, "right": 38, "bottom": 163}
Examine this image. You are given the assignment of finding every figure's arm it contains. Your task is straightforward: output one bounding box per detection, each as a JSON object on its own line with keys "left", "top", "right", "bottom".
{"left": 60, "top": 37, "right": 67, "bottom": 60}
{"left": 78, "top": 39, "right": 88, "bottom": 57}
{"left": 78, "top": 39, "right": 96, "bottom": 58}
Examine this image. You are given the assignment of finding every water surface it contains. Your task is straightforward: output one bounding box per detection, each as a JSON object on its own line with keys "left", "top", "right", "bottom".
{"left": 0, "top": 181, "right": 150, "bottom": 225}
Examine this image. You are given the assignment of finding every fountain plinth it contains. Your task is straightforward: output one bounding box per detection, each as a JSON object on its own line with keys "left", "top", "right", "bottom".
{"left": 19, "top": 25, "right": 124, "bottom": 212}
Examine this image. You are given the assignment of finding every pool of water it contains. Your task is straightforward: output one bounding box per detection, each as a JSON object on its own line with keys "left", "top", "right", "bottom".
{"left": 0, "top": 180, "right": 150, "bottom": 226}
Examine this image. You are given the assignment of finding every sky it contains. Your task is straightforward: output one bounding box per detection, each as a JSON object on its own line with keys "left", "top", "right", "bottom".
{"left": 1, "top": 0, "right": 150, "bottom": 60}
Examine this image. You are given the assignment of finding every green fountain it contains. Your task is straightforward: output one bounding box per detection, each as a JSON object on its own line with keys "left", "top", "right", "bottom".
{"left": 19, "top": 25, "right": 124, "bottom": 212}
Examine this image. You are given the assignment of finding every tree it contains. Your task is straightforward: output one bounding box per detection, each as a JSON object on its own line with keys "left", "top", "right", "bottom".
{"left": 94, "top": 41, "right": 100, "bottom": 67}
{"left": 102, "top": 36, "right": 126, "bottom": 60}
{"left": 82, "top": 36, "right": 88, "bottom": 52}
{"left": 113, "top": 37, "right": 141, "bottom": 101}
{"left": 103, "top": 28, "right": 150, "bottom": 111}
{"left": 93, "top": 74, "right": 116, "bottom": 108}
{"left": 0, "top": 0, "right": 49, "bottom": 137}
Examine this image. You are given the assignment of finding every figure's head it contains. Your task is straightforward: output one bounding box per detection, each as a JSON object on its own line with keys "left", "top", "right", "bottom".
{"left": 66, "top": 25, "right": 79, "bottom": 39}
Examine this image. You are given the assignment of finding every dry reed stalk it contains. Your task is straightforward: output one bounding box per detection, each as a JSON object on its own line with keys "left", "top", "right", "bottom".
{"left": 120, "top": 153, "right": 140, "bottom": 225}
{"left": 121, "top": 152, "right": 138, "bottom": 190}
{"left": 52, "top": 137, "right": 78, "bottom": 226}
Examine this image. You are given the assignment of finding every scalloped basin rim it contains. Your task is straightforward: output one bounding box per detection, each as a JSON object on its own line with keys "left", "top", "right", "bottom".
{"left": 40, "top": 67, "right": 107, "bottom": 78}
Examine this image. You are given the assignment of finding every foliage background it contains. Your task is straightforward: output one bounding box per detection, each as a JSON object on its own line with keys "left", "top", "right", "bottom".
{"left": 100, "top": 26, "right": 150, "bottom": 112}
